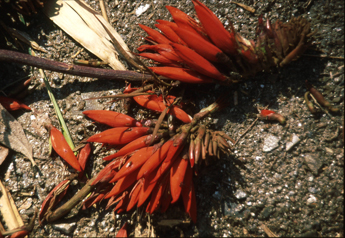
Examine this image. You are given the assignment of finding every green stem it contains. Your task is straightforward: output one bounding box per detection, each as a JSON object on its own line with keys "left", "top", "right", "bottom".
{"left": 29, "top": 49, "right": 75, "bottom": 150}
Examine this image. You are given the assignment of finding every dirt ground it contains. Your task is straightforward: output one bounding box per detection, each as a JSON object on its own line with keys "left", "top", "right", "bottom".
{"left": 0, "top": 0, "right": 344, "bottom": 237}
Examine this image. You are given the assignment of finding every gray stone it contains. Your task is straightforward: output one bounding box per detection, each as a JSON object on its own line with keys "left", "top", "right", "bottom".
{"left": 306, "top": 195, "right": 318, "bottom": 206}
{"left": 259, "top": 205, "right": 274, "bottom": 220}
{"left": 263, "top": 135, "right": 280, "bottom": 152}
{"left": 304, "top": 154, "right": 323, "bottom": 175}
{"left": 234, "top": 189, "right": 247, "bottom": 200}
{"left": 286, "top": 133, "right": 300, "bottom": 151}
{"left": 53, "top": 223, "right": 77, "bottom": 235}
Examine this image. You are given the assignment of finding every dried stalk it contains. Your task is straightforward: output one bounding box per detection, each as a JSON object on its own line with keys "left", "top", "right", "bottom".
{"left": 0, "top": 49, "right": 160, "bottom": 82}
{"left": 45, "top": 177, "right": 96, "bottom": 223}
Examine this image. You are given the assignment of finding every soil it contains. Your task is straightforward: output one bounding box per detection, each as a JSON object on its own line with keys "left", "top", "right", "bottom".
{"left": 0, "top": 0, "right": 344, "bottom": 237}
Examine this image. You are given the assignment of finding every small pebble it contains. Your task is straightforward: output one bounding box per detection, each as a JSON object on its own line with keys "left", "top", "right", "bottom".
{"left": 306, "top": 195, "right": 317, "bottom": 205}
{"left": 286, "top": 133, "right": 300, "bottom": 151}
{"left": 234, "top": 190, "right": 247, "bottom": 200}
{"left": 304, "top": 154, "right": 323, "bottom": 175}
{"left": 263, "top": 135, "right": 280, "bottom": 152}
{"left": 259, "top": 205, "right": 274, "bottom": 220}
{"left": 53, "top": 223, "right": 77, "bottom": 235}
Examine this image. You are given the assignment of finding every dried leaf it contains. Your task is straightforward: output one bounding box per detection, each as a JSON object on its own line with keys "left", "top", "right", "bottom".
{"left": 43, "top": 0, "right": 133, "bottom": 70}
{"left": 0, "top": 180, "right": 24, "bottom": 231}
{"left": 0, "top": 103, "right": 35, "bottom": 166}
{"left": 0, "top": 144, "right": 9, "bottom": 166}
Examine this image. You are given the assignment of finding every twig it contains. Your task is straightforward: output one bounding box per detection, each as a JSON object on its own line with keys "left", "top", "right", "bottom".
{"left": 234, "top": 104, "right": 272, "bottom": 146}
{"left": 303, "top": 54, "right": 344, "bottom": 60}
{"left": 234, "top": 118, "right": 258, "bottom": 146}
{"left": 0, "top": 49, "right": 161, "bottom": 82}
{"left": 309, "top": 93, "right": 333, "bottom": 118}
{"left": 45, "top": 176, "right": 96, "bottom": 223}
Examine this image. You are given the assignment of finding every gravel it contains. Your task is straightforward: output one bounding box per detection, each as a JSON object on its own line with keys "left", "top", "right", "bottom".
{"left": 0, "top": 0, "right": 343, "bottom": 237}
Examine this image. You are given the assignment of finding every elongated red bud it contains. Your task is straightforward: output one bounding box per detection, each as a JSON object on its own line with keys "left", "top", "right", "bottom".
{"left": 126, "top": 179, "right": 143, "bottom": 211}
{"left": 160, "top": 180, "right": 172, "bottom": 213}
{"left": 139, "top": 24, "right": 172, "bottom": 44}
{"left": 170, "top": 156, "right": 188, "bottom": 203}
{"left": 170, "top": 25, "right": 228, "bottom": 63}
{"left": 165, "top": 6, "right": 209, "bottom": 42}
{"left": 189, "top": 181, "right": 197, "bottom": 223}
{"left": 149, "top": 67, "right": 213, "bottom": 84}
{"left": 77, "top": 143, "right": 91, "bottom": 180}
{"left": 171, "top": 43, "right": 226, "bottom": 81}
{"left": 133, "top": 94, "right": 192, "bottom": 123}
{"left": 105, "top": 168, "right": 140, "bottom": 199}
{"left": 305, "top": 80, "right": 330, "bottom": 108}
{"left": 87, "top": 127, "right": 151, "bottom": 145}
{"left": 105, "top": 134, "right": 156, "bottom": 160}
{"left": 112, "top": 146, "right": 156, "bottom": 181}
{"left": 146, "top": 174, "right": 170, "bottom": 214}
{"left": 155, "top": 23, "right": 187, "bottom": 45}
{"left": 50, "top": 127, "right": 82, "bottom": 172}
{"left": 137, "top": 167, "right": 159, "bottom": 207}
{"left": 137, "top": 140, "right": 173, "bottom": 179}
{"left": 192, "top": 0, "right": 238, "bottom": 55}
{"left": 149, "top": 140, "right": 184, "bottom": 184}
{"left": 181, "top": 164, "right": 193, "bottom": 213}
{"left": 156, "top": 19, "right": 178, "bottom": 28}
{"left": 138, "top": 44, "right": 182, "bottom": 63}
{"left": 116, "top": 222, "right": 128, "bottom": 238}
{"left": 83, "top": 110, "right": 141, "bottom": 127}
{"left": 77, "top": 143, "right": 91, "bottom": 171}
{"left": 91, "top": 159, "right": 120, "bottom": 186}
{"left": 138, "top": 52, "right": 179, "bottom": 66}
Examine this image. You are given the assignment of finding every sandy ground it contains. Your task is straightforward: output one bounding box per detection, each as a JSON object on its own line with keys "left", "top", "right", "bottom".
{"left": 0, "top": 0, "right": 344, "bottom": 237}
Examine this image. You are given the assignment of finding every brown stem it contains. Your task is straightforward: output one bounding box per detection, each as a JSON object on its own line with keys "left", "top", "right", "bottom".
{"left": 45, "top": 176, "right": 96, "bottom": 223}
{"left": 0, "top": 49, "right": 160, "bottom": 82}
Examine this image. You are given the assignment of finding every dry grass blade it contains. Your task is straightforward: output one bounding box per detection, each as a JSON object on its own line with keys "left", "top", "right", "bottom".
{"left": 43, "top": 0, "right": 129, "bottom": 70}
{"left": 231, "top": 1, "right": 256, "bottom": 13}
{"left": 99, "top": 0, "right": 109, "bottom": 22}
{"left": 261, "top": 224, "right": 279, "bottom": 237}
{"left": 0, "top": 104, "right": 35, "bottom": 167}
{"left": 0, "top": 180, "right": 24, "bottom": 231}
{"left": 74, "top": 0, "right": 134, "bottom": 59}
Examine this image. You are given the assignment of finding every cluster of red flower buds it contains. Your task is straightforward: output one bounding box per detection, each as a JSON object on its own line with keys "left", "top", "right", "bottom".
{"left": 37, "top": 0, "right": 316, "bottom": 227}
{"left": 137, "top": 0, "right": 315, "bottom": 84}
{"left": 39, "top": 85, "right": 233, "bottom": 224}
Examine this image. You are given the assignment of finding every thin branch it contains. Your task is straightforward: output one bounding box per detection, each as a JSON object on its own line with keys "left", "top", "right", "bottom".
{"left": 45, "top": 177, "right": 96, "bottom": 223}
{"left": 0, "top": 49, "right": 161, "bottom": 82}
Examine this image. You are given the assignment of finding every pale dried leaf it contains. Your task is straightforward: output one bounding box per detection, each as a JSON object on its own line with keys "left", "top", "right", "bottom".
{"left": 0, "top": 144, "right": 9, "bottom": 166}
{"left": 0, "top": 180, "right": 24, "bottom": 231}
{"left": 73, "top": 0, "right": 136, "bottom": 61}
{"left": 43, "top": 0, "right": 127, "bottom": 70}
{"left": 0, "top": 104, "right": 35, "bottom": 166}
